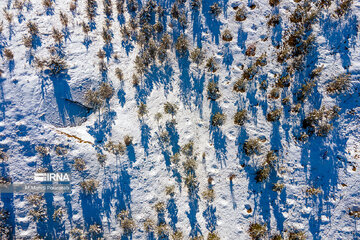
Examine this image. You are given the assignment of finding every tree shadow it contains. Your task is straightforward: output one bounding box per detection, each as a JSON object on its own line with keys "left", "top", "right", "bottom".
{"left": 192, "top": 71, "right": 205, "bottom": 118}
{"left": 319, "top": 14, "right": 358, "bottom": 69}
{"left": 237, "top": 23, "right": 248, "bottom": 54}
{"left": 202, "top": 0, "right": 221, "bottom": 45}
{"left": 191, "top": 7, "right": 203, "bottom": 48}
{"left": 167, "top": 196, "right": 178, "bottom": 231}
{"left": 80, "top": 192, "right": 103, "bottom": 232}
{"left": 140, "top": 120, "right": 151, "bottom": 156}
{"left": 186, "top": 189, "right": 202, "bottom": 238}
{"left": 203, "top": 202, "right": 217, "bottom": 232}
{"left": 209, "top": 100, "right": 227, "bottom": 167}
{"left": 0, "top": 162, "right": 15, "bottom": 239}
{"left": 270, "top": 7, "right": 282, "bottom": 47}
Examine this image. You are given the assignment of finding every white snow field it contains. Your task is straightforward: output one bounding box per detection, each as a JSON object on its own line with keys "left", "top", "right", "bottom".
{"left": 0, "top": 0, "right": 359, "bottom": 239}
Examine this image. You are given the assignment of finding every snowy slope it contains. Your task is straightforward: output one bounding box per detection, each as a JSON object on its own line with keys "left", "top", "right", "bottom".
{"left": 0, "top": 0, "right": 359, "bottom": 239}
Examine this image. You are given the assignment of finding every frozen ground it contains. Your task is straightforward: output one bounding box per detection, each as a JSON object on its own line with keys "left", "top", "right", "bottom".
{"left": 0, "top": 0, "right": 360, "bottom": 239}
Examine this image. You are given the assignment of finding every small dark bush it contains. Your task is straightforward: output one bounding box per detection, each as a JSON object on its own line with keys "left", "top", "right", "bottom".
{"left": 234, "top": 110, "right": 247, "bottom": 126}
{"left": 211, "top": 112, "right": 226, "bottom": 126}
{"left": 248, "top": 223, "right": 267, "bottom": 240}
{"left": 243, "top": 138, "right": 261, "bottom": 156}
{"left": 207, "top": 81, "right": 221, "bottom": 100}
{"left": 266, "top": 109, "right": 282, "bottom": 122}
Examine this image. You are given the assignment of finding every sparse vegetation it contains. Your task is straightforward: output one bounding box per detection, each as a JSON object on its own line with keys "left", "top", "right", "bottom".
{"left": 326, "top": 74, "right": 351, "bottom": 94}
{"left": 266, "top": 109, "right": 282, "bottom": 122}
{"left": 248, "top": 222, "right": 267, "bottom": 240}
{"left": 80, "top": 179, "right": 99, "bottom": 194}
{"left": 211, "top": 112, "right": 226, "bottom": 127}
{"left": 234, "top": 110, "right": 247, "bottom": 126}
{"left": 207, "top": 81, "right": 221, "bottom": 100}
{"left": 243, "top": 138, "right": 261, "bottom": 156}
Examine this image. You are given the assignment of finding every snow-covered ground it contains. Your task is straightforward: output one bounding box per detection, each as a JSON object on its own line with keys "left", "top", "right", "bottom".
{"left": 0, "top": 0, "right": 359, "bottom": 239}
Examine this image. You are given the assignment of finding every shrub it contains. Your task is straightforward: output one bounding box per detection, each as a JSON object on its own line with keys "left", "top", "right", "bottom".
{"left": 191, "top": 0, "right": 201, "bottom": 10}
{"left": 209, "top": 3, "right": 221, "bottom": 17}
{"left": 60, "top": 12, "right": 68, "bottom": 27}
{"left": 154, "top": 201, "right": 166, "bottom": 213}
{"left": 184, "top": 173, "right": 198, "bottom": 190}
{"left": 326, "top": 74, "right": 350, "bottom": 94}
{"left": 266, "top": 109, "right": 282, "bottom": 122}
{"left": 296, "top": 81, "right": 315, "bottom": 102}
{"left": 170, "top": 153, "right": 181, "bottom": 165}
{"left": 105, "top": 141, "right": 125, "bottom": 155}
{"left": 222, "top": 29, "right": 233, "bottom": 41}
{"left": 255, "top": 166, "right": 270, "bottom": 182}
{"left": 52, "top": 208, "right": 64, "bottom": 221}
{"left": 272, "top": 182, "right": 285, "bottom": 192}
{"left": 160, "top": 131, "right": 170, "bottom": 143}
{"left": 269, "top": 87, "right": 280, "bottom": 99}
{"left": 70, "top": 228, "right": 86, "bottom": 240}
{"left": 84, "top": 90, "right": 102, "bottom": 109}
{"left": 233, "top": 78, "right": 247, "bottom": 93}
{"left": 211, "top": 112, "right": 226, "bottom": 126}
{"left": 124, "top": 135, "right": 133, "bottom": 146}
{"left": 157, "top": 223, "right": 170, "bottom": 238}
{"left": 73, "top": 158, "right": 86, "bottom": 171}
{"left": 248, "top": 223, "right": 267, "bottom": 240}
{"left": 183, "top": 158, "right": 197, "bottom": 173}
{"left": 115, "top": 68, "right": 123, "bottom": 81}
{"left": 269, "top": 0, "right": 280, "bottom": 7}
{"left": 46, "top": 57, "right": 68, "bottom": 75}
{"left": 281, "top": 97, "right": 290, "bottom": 105}
{"left": 305, "top": 186, "right": 322, "bottom": 196}
{"left": 89, "top": 224, "right": 102, "bottom": 235}
{"left": 144, "top": 218, "right": 155, "bottom": 232}
{"left": 234, "top": 110, "right": 247, "bottom": 126}
{"left": 243, "top": 138, "right": 261, "bottom": 156}
{"left": 267, "top": 15, "right": 280, "bottom": 27}
{"left": 182, "top": 141, "right": 194, "bottom": 156}
{"left": 206, "top": 57, "right": 217, "bottom": 72}
{"left": 42, "top": 0, "right": 53, "bottom": 9}
{"left": 242, "top": 64, "right": 258, "bottom": 80}
{"left": 207, "top": 81, "right": 221, "bottom": 100}
{"left": 202, "top": 188, "right": 215, "bottom": 202}
{"left": 27, "top": 21, "right": 39, "bottom": 36}
{"left": 175, "top": 34, "right": 189, "bottom": 56}
{"left": 0, "top": 149, "right": 8, "bottom": 162}
{"left": 97, "top": 153, "right": 107, "bottom": 166}
{"left": 265, "top": 151, "right": 278, "bottom": 165}
{"left": 310, "top": 65, "right": 324, "bottom": 79}
{"left": 164, "top": 102, "right": 178, "bottom": 116}
{"left": 288, "top": 230, "right": 306, "bottom": 240}
{"left": 172, "top": 230, "right": 184, "bottom": 240}
{"left": 255, "top": 53, "right": 267, "bottom": 67}
{"left": 52, "top": 28, "right": 64, "bottom": 44}
{"left": 335, "top": 0, "right": 353, "bottom": 18}
{"left": 349, "top": 209, "right": 360, "bottom": 219}
{"left": 165, "top": 185, "right": 175, "bottom": 196}
{"left": 207, "top": 232, "right": 220, "bottom": 240}
{"left": 35, "top": 146, "right": 49, "bottom": 156}
{"left": 29, "top": 207, "right": 47, "bottom": 222}
{"left": 55, "top": 145, "right": 67, "bottom": 156}
{"left": 171, "top": 3, "right": 180, "bottom": 19}
{"left": 271, "top": 234, "right": 283, "bottom": 240}
{"left": 138, "top": 102, "right": 148, "bottom": 117}
{"left": 80, "top": 179, "right": 99, "bottom": 194}
{"left": 3, "top": 49, "right": 13, "bottom": 61}
{"left": 245, "top": 44, "right": 256, "bottom": 56}
{"left": 190, "top": 48, "right": 205, "bottom": 65}
{"left": 27, "top": 194, "right": 44, "bottom": 207}
{"left": 316, "top": 123, "right": 333, "bottom": 137}
{"left": 235, "top": 7, "right": 247, "bottom": 21}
